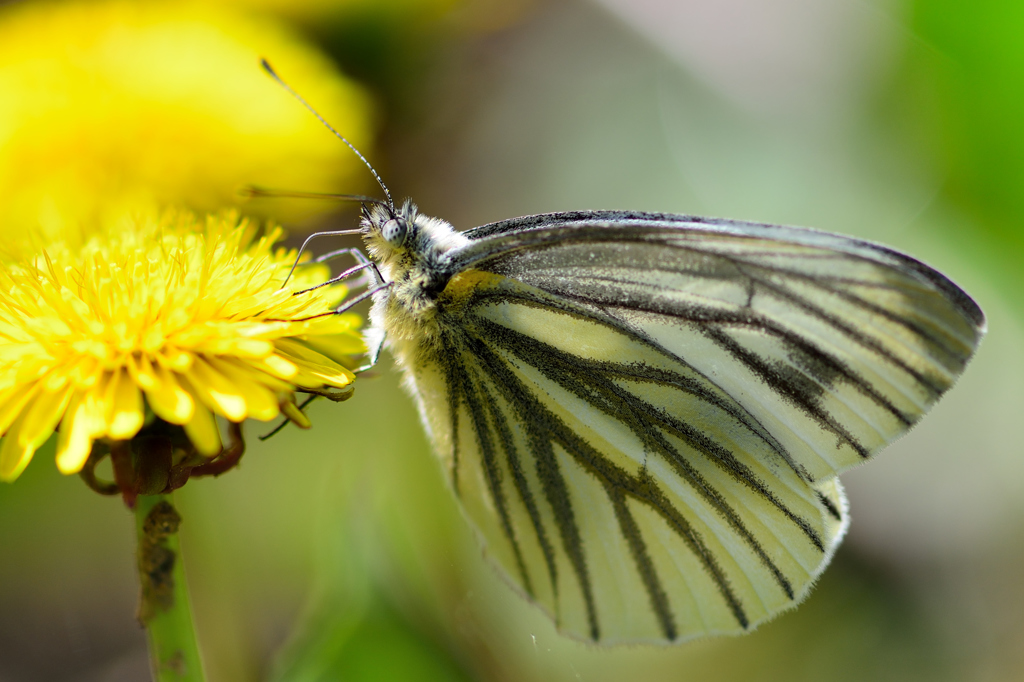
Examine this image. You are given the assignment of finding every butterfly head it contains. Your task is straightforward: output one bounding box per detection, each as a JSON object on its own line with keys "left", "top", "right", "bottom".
{"left": 380, "top": 216, "right": 408, "bottom": 247}
{"left": 361, "top": 199, "right": 418, "bottom": 265}
{"left": 360, "top": 199, "right": 469, "bottom": 285}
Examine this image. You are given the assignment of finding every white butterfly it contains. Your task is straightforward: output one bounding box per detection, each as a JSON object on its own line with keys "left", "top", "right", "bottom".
{"left": 263, "top": 62, "right": 986, "bottom": 645}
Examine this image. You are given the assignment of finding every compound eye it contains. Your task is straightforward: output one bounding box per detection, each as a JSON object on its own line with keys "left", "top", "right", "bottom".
{"left": 380, "top": 219, "right": 407, "bottom": 246}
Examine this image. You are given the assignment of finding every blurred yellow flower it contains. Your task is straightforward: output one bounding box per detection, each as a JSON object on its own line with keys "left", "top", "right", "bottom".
{"left": 0, "top": 209, "right": 365, "bottom": 484}
{"left": 222, "top": 0, "right": 458, "bottom": 22}
{"left": 222, "top": 0, "right": 537, "bottom": 37}
{"left": 0, "top": 0, "right": 374, "bottom": 246}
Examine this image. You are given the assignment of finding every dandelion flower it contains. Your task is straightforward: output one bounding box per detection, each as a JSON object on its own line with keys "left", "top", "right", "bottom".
{"left": 0, "top": 0, "right": 374, "bottom": 246}
{"left": 0, "top": 209, "right": 365, "bottom": 492}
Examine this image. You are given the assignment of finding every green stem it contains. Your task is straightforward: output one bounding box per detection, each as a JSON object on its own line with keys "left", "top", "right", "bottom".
{"left": 135, "top": 494, "right": 206, "bottom": 682}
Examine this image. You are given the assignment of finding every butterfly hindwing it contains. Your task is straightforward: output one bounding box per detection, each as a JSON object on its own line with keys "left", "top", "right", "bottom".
{"left": 394, "top": 212, "right": 983, "bottom": 644}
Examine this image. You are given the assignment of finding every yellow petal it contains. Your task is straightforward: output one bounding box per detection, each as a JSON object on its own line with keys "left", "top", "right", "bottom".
{"left": 129, "top": 354, "right": 159, "bottom": 391}
{"left": 194, "top": 337, "right": 274, "bottom": 358}
{"left": 256, "top": 354, "right": 298, "bottom": 380}
{"left": 225, "top": 363, "right": 294, "bottom": 393}
{"left": 55, "top": 392, "right": 101, "bottom": 474}
{"left": 205, "top": 357, "right": 280, "bottom": 422}
{"left": 274, "top": 339, "right": 355, "bottom": 388}
{"left": 107, "top": 369, "right": 144, "bottom": 439}
{"left": 18, "top": 383, "right": 73, "bottom": 451}
{"left": 182, "top": 400, "right": 221, "bottom": 457}
{"left": 0, "top": 411, "right": 34, "bottom": 482}
{"left": 77, "top": 380, "right": 113, "bottom": 442}
{"left": 144, "top": 366, "right": 195, "bottom": 425}
{"left": 303, "top": 312, "right": 362, "bottom": 335}
{"left": 290, "top": 361, "right": 355, "bottom": 389}
{"left": 43, "top": 371, "right": 69, "bottom": 392}
{"left": 0, "top": 383, "right": 40, "bottom": 435}
{"left": 297, "top": 334, "right": 367, "bottom": 365}
{"left": 158, "top": 348, "right": 193, "bottom": 372}
{"left": 66, "top": 355, "right": 101, "bottom": 388}
{"left": 185, "top": 357, "right": 247, "bottom": 422}
{"left": 274, "top": 338, "right": 341, "bottom": 366}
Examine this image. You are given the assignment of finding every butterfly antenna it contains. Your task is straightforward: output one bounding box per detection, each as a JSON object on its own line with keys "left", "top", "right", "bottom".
{"left": 260, "top": 58, "right": 394, "bottom": 212}
{"left": 242, "top": 186, "right": 389, "bottom": 208}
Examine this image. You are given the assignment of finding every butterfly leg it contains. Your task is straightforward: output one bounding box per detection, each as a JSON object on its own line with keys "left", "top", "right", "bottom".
{"left": 258, "top": 394, "right": 319, "bottom": 441}
{"left": 314, "top": 247, "right": 385, "bottom": 288}
{"left": 314, "top": 249, "right": 388, "bottom": 371}
{"left": 331, "top": 280, "right": 394, "bottom": 315}
{"left": 280, "top": 227, "right": 363, "bottom": 288}
{"left": 327, "top": 280, "right": 394, "bottom": 372}
{"left": 291, "top": 261, "right": 377, "bottom": 296}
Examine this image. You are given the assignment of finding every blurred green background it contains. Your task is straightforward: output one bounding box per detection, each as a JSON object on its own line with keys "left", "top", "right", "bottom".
{"left": 2, "top": 0, "right": 1023, "bottom": 680}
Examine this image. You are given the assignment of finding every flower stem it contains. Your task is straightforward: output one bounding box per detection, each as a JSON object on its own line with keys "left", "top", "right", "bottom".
{"left": 135, "top": 494, "right": 206, "bottom": 682}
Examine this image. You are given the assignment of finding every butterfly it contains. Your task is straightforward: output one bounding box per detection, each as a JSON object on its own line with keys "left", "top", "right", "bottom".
{"left": 261, "top": 61, "right": 986, "bottom": 645}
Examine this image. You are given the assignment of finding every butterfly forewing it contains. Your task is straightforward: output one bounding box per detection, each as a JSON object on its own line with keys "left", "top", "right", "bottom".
{"left": 455, "top": 214, "right": 983, "bottom": 474}
{"left": 393, "top": 211, "right": 983, "bottom": 644}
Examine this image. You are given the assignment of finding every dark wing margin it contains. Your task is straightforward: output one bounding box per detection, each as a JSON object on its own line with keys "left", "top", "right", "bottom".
{"left": 458, "top": 210, "right": 983, "bottom": 332}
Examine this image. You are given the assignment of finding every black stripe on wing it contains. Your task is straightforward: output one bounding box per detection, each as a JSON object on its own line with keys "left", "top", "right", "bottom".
{"left": 440, "top": 303, "right": 843, "bottom": 639}
{"left": 461, "top": 330, "right": 602, "bottom": 640}
{"left": 455, "top": 352, "right": 536, "bottom": 600}
{"left": 483, "top": 237, "right": 967, "bottom": 390}
{"left": 465, "top": 284, "right": 835, "bottom": 482}
{"left": 465, "top": 327, "right": 751, "bottom": 637}
{"left": 475, "top": 316, "right": 807, "bottom": 593}
{"left": 606, "top": 479, "right": 678, "bottom": 640}
{"left": 478, "top": 378, "right": 560, "bottom": 604}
